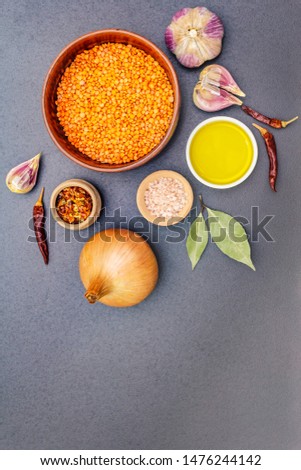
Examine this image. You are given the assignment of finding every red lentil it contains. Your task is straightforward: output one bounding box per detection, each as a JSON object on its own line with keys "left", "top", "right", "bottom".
{"left": 56, "top": 43, "right": 174, "bottom": 164}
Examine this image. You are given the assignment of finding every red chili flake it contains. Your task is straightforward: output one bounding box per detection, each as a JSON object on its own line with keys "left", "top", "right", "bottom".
{"left": 56, "top": 186, "right": 93, "bottom": 224}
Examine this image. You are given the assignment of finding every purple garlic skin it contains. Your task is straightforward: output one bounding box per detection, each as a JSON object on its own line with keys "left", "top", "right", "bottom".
{"left": 193, "top": 64, "right": 246, "bottom": 112}
{"left": 165, "top": 7, "right": 224, "bottom": 68}
{"left": 6, "top": 153, "right": 41, "bottom": 194}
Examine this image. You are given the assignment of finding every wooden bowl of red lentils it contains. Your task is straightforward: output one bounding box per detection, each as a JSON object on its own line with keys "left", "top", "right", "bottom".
{"left": 42, "top": 30, "right": 180, "bottom": 172}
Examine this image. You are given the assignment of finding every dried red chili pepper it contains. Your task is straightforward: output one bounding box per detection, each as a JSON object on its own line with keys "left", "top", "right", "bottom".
{"left": 242, "top": 104, "right": 298, "bottom": 129}
{"left": 253, "top": 124, "right": 278, "bottom": 192}
{"left": 33, "top": 187, "right": 49, "bottom": 264}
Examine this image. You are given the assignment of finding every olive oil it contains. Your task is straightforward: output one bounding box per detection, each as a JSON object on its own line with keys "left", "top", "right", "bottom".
{"left": 189, "top": 121, "right": 253, "bottom": 185}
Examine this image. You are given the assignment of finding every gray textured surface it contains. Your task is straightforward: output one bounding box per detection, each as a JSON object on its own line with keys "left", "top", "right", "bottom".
{"left": 1, "top": 0, "right": 301, "bottom": 450}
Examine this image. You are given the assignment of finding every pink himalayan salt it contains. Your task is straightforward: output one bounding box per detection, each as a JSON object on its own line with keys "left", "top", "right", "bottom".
{"left": 144, "top": 177, "right": 187, "bottom": 218}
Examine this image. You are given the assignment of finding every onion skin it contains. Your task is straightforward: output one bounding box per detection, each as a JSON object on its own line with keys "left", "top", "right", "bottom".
{"left": 79, "top": 228, "right": 159, "bottom": 308}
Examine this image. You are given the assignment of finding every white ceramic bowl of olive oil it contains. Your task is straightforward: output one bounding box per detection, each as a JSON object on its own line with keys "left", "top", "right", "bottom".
{"left": 186, "top": 116, "right": 258, "bottom": 189}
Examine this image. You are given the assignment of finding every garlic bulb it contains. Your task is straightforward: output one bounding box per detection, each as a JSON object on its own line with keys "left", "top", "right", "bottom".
{"left": 79, "top": 228, "right": 159, "bottom": 308}
{"left": 193, "top": 65, "right": 245, "bottom": 111}
{"left": 6, "top": 153, "right": 41, "bottom": 194}
{"left": 165, "top": 7, "right": 224, "bottom": 68}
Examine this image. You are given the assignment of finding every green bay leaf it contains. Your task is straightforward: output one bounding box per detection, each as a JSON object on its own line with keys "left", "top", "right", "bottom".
{"left": 206, "top": 207, "right": 255, "bottom": 271}
{"left": 186, "top": 211, "right": 209, "bottom": 270}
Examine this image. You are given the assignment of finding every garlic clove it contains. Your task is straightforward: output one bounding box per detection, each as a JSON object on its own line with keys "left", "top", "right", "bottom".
{"left": 165, "top": 7, "right": 224, "bottom": 68}
{"left": 6, "top": 152, "right": 41, "bottom": 194}
{"left": 193, "top": 65, "right": 245, "bottom": 112}
{"left": 200, "top": 65, "right": 245, "bottom": 97}
{"left": 193, "top": 86, "right": 243, "bottom": 112}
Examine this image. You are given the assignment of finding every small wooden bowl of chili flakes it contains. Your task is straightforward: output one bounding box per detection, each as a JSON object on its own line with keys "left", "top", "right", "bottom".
{"left": 50, "top": 179, "right": 101, "bottom": 230}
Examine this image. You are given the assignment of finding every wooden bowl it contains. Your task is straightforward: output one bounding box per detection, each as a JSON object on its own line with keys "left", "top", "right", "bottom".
{"left": 42, "top": 30, "right": 180, "bottom": 172}
{"left": 50, "top": 179, "right": 102, "bottom": 230}
{"left": 136, "top": 170, "right": 194, "bottom": 226}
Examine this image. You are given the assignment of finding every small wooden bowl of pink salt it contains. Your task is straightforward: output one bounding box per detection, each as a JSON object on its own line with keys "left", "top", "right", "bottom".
{"left": 136, "top": 170, "right": 194, "bottom": 226}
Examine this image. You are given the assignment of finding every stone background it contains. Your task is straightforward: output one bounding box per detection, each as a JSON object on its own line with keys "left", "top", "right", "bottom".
{"left": 1, "top": 0, "right": 300, "bottom": 449}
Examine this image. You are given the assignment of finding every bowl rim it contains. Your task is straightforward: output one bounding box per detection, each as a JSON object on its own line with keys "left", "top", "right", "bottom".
{"left": 186, "top": 116, "right": 258, "bottom": 189}
{"left": 50, "top": 178, "right": 102, "bottom": 230}
{"left": 42, "top": 29, "right": 181, "bottom": 172}
{"left": 136, "top": 170, "right": 194, "bottom": 226}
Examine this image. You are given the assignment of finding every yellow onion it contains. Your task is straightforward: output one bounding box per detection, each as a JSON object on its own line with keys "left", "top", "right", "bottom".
{"left": 79, "top": 228, "right": 159, "bottom": 308}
